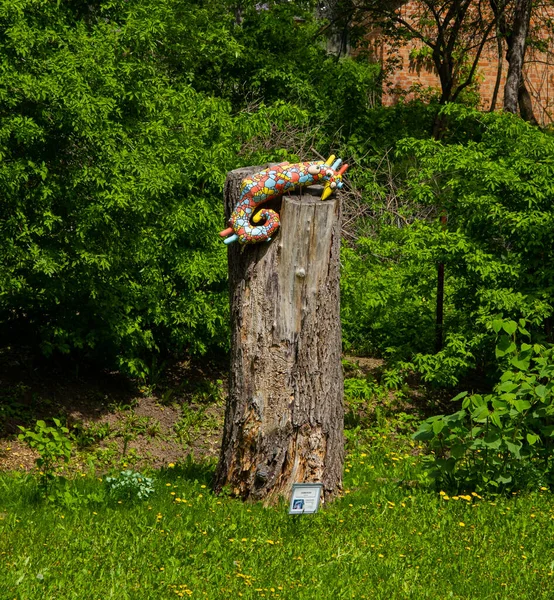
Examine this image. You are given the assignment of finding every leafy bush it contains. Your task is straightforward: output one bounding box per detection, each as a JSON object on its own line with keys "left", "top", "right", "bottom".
{"left": 0, "top": 0, "right": 313, "bottom": 375}
{"left": 104, "top": 470, "right": 155, "bottom": 502}
{"left": 342, "top": 106, "right": 554, "bottom": 387}
{"left": 18, "top": 418, "right": 72, "bottom": 489}
{"left": 414, "top": 320, "right": 554, "bottom": 494}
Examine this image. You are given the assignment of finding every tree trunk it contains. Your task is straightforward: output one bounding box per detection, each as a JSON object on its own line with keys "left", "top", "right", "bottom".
{"left": 504, "top": 0, "right": 532, "bottom": 114}
{"left": 214, "top": 166, "right": 344, "bottom": 504}
{"left": 518, "top": 80, "right": 539, "bottom": 125}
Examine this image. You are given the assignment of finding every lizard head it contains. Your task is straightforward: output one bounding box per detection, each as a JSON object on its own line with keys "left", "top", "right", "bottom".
{"left": 313, "top": 155, "right": 349, "bottom": 201}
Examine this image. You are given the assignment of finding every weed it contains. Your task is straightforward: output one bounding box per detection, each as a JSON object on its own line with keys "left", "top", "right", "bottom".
{"left": 71, "top": 421, "right": 113, "bottom": 448}
{"left": 104, "top": 470, "right": 155, "bottom": 502}
{"left": 1, "top": 451, "right": 554, "bottom": 599}
{"left": 18, "top": 419, "right": 72, "bottom": 491}
{"left": 174, "top": 406, "right": 217, "bottom": 446}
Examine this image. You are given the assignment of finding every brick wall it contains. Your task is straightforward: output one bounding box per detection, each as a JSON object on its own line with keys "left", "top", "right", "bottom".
{"left": 375, "top": 2, "right": 554, "bottom": 125}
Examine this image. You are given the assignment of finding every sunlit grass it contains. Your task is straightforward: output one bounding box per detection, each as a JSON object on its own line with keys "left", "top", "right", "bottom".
{"left": 2, "top": 434, "right": 554, "bottom": 599}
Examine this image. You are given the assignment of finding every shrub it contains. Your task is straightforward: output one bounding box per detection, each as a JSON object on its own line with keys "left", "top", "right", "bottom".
{"left": 104, "top": 470, "right": 155, "bottom": 502}
{"left": 414, "top": 319, "right": 554, "bottom": 494}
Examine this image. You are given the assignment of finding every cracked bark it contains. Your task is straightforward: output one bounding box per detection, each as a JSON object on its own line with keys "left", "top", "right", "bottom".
{"left": 214, "top": 166, "right": 344, "bottom": 503}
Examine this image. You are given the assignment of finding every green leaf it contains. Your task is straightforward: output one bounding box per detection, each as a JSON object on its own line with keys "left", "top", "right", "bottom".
{"left": 505, "top": 440, "right": 522, "bottom": 457}
{"left": 483, "top": 432, "right": 502, "bottom": 449}
{"left": 450, "top": 391, "right": 468, "bottom": 403}
{"left": 471, "top": 405, "right": 490, "bottom": 422}
{"left": 450, "top": 444, "right": 466, "bottom": 459}
{"left": 513, "top": 400, "right": 531, "bottom": 412}
{"left": 535, "top": 385, "right": 547, "bottom": 399}
{"left": 526, "top": 433, "right": 539, "bottom": 445}
{"left": 511, "top": 356, "right": 530, "bottom": 371}
{"left": 489, "top": 411, "right": 503, "bottom": 428}
{"left": 496, "top": 335, "right": 516, "bottom": 357}
{"left": 492, "top": 319, "right": 503, "bottom": 333}
{"left": 502, "top": 321, "right": 518, "bottom": 335}
{"left": 497, "top": 381, "right": 518, "bottom": 393}
{"left": 432, "top": 420, "right": 445, "bottom": 435}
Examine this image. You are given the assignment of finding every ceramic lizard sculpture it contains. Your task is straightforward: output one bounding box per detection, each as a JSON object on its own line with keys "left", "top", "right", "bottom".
{"left": 219, "top": 155, "right": 348, "bottom": 245}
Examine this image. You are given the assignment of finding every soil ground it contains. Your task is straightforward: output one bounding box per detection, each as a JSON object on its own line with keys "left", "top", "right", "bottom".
{"left": 0, "top": 347, "right": 227, "bottom": 474}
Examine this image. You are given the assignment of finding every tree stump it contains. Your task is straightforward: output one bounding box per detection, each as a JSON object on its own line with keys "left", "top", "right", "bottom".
{"left": 214, "top": 166, "right": 344, "bottom": 503}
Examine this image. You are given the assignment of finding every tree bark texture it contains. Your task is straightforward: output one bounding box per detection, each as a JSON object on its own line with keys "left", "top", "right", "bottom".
{"left": 503, "top": 0, "right": 532, "bottom": 114}
{"left": 214, "top": 166, "right": 344, "bottom": 503}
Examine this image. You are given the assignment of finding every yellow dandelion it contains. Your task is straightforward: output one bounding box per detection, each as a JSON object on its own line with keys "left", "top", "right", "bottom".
{"left": 459, "top": 522, "right": 465, "bottom": 527}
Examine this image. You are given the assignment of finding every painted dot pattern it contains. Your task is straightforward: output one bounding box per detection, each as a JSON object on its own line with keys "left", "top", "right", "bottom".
{"left": 220, "top": 158, "right": 348, "bottom": 245}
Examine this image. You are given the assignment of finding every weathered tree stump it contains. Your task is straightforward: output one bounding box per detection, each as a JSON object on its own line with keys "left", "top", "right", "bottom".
{"left": 214, "top": 166, "right": 344, "bottom": 503}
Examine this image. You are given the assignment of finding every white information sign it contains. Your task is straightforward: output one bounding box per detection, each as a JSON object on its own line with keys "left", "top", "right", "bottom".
{"left": 288, "top": 483, "right": 323, "bottom": 515}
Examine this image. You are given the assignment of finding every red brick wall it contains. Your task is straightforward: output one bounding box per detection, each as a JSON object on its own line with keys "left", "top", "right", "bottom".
{"left": 376, "top": 2, "right": 554, "bottom": 125}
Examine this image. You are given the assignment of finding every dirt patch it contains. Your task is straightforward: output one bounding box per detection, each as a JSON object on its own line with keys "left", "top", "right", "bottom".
{"left": 343, "top": 355, "right": 385, "bottom": 377}
{"left": 0, "top": 441, "right": 38, "bottom": 471}
{"left": 0, "top": 348, "right": 226, "bottom": 473}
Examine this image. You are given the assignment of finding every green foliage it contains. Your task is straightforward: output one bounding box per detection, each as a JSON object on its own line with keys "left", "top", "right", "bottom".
{"left": 104, "top": 469, "right": 155, "bottom": 502}
{"left": 0, "top": 0, "right": 316, "bottom": 374}
{"left": 414, "top": 322, "right": 554, "bottom": 494}
{"left": 17, "top": 418, "right": 72, "bottom": 488}
{"left": 343, "top": 106, "right": 554, "bottom": 387}
{"left": 341, "top": 227, "right": 437, "bottom": 360}
{"left": 207, "top": 1, "right": 381, "bottom": 136}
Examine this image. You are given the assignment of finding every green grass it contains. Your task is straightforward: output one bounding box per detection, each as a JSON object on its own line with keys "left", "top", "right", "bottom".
{"left": 1, "top": 432, "right": 554, "bottom": 599}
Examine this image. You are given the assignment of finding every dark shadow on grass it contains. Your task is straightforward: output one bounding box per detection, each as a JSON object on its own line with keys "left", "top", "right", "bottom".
{"left": 159, "top": 456, "right": 217, "bottom": 488}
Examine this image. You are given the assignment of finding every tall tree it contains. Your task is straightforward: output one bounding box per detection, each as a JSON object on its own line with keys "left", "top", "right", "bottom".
{"left": 490, "top": 0, "right": 538, "bottom": 123}
{"left": 325, "top": 0, "right": 501, "bottom": 113}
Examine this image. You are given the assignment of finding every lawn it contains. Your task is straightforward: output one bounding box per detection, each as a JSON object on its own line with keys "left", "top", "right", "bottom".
{"left": 2, "top": 428, "right": 554, "bottom": 600}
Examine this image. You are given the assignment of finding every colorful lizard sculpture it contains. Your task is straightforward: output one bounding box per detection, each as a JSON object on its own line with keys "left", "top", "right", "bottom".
{"left": 218, "top": 155, "right": 349, "bottom": 245}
